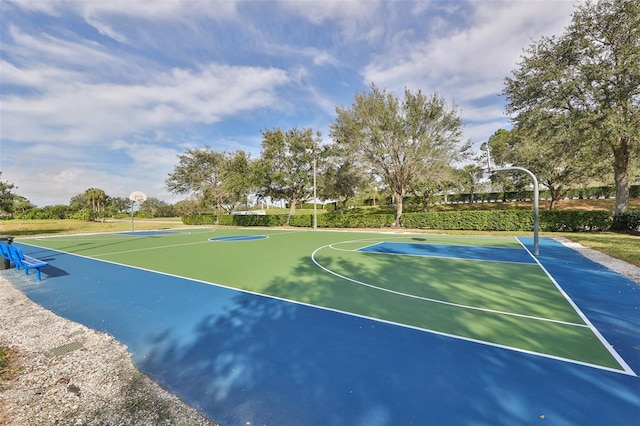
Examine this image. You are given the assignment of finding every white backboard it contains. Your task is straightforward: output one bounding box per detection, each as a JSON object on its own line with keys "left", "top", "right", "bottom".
{"left": 129, "top": 191, "right": 147, "bottom": 202}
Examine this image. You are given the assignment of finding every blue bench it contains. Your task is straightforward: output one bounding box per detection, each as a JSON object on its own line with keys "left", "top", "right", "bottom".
{"left": 0, "top": 242, "right": 13, "bottom": 266}
{"left": 0, "top": 242, "right": 48, "bottom": 281}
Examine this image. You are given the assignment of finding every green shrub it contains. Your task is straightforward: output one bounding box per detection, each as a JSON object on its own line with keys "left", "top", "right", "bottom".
{"left": 539, "top": 210, "right": 612, "bottom": 232}
{"left": 230, "top": 214, "right": 289, "bottom": 226}
{"left": 68, "top": 209, "right": 95, "bottom": 221}
{"left": 182, "top": 214, "right": 218, "bottom": 225}
{"left": 16, "top": 206, "right": 70, "bottom": 220}
{"left": 612, "top": 211, "right": 640, "bottom": 232}
{"left": 182, "top": 209, "right": 638, "bottom": 233}
{"left": 136, "top": 211, "right": 153, "bottom": 219}
{"left": 402, "top": 210, "right": 533, "bottom": 231}
{"left": 288, "top": 214, "right": 313, "bottom": 227}
{"left": 182, "top": 213, "right": 290, "bottom": 227}
{"left": 289, "top": 213, "right": 388, "bottom": 228}
{"left": 318, "top": 212, "right": 395, "bottom": 228}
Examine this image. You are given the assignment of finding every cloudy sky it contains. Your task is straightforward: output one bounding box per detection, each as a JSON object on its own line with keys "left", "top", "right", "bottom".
{"left": 1, "top": 0, "right": 579, "bottom": 207}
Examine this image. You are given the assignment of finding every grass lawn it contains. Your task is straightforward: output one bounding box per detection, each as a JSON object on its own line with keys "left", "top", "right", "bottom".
{"left": 559, "top": 232, "right": 640, "bottom": 267}
{"left": 0, "top": 218, "right": 187, "bottom": 237}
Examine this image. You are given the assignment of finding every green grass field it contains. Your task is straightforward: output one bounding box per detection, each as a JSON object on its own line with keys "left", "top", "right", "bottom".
{"left": 23, "top": 228, "right": 624, "bottom": 371}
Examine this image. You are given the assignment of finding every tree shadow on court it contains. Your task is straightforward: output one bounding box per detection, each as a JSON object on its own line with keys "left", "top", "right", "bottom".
{"left": 255, "top": 250, "right": 612, "bottom": 368}
{"left": 48, "top": 236, "right": 151, "bottom": 255}
{"left": 139, "top": 290, "right": 411, "bottom": 425}
{"left": 137, "top": 274, "right": 638, "bottom": 426}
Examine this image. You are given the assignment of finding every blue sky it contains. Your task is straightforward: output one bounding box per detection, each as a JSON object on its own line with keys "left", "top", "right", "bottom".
{"left": 1, "top": 0, "right": 579, "bottom": 207}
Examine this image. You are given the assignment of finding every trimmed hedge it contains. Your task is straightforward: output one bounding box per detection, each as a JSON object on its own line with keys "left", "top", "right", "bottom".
{"left": 292, "top": 212, "right": 396, "bottom": 228}
{"left": 182, "top": 213, "right": 289, "bottom": 227}
{"left": 403, "top": 184, "right": 640, "bottom": 205}
{"left": 613, "top": 211, "right": 640, "bottom": 232}
{"left": 539, "top": 210, "right": 612, "bottom": 232}
{"left": 402, "top": 210, "right": 532, "bottom": 231}
{"left": 183, "top": 210, "right": 639, "bottom": 232}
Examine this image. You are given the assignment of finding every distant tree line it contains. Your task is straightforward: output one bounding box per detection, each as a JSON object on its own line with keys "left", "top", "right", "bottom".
{"left": 0, "top": 180, "right": 177, "bottom": 220}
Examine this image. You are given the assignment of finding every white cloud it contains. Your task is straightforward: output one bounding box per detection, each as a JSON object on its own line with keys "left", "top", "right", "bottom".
{"left": 7, "top": 0, "right": 240, "bottom": 23}
{"left": 110, "top": 139, "right": 179, "bottom": 172}
{"left": 459, "top": 102, "right": 507, "bottom": 123}
{"left": 281, "top": 0, "right": 380, "bottom": 24}
{"left": 363, "top": 1, "right": 577, "bottom": 99}
{"left": 464, "top": 120, "right": 511, "bottom": 146}
{"left": 79, "top": 0, "right": 241, "bottom": 44}
{"left": 280, "top": 0, "right": 384, "bottom": 42}
{"left": 79, "top": 0, "right": 240, "bottom": 21}
{"left": 4, "top": 139, "right": 184, "bottom": 206}
{"left": 360, "top": 0, "right": 578, "bottom": 151}
{"left": 1, "top": 0, "right": 62, "bottom": 15}
{"left": 5, "top": 165, "right": 121, "bottom": 207}
{"left": 6, "top": 0, "right": 242, "bottom": 48}
{"left": 1, "top": 62, "right": 290, "bottom": 145}
{"left": 6, "top": 25, "right": 118, "bottom": 71}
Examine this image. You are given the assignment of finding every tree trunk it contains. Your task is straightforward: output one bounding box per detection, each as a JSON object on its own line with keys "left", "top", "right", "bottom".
{"left": 215, "top": 198, "right": 221, "bottom": 225}
{"left": 394, "top": 191, "right": 403, "bottom": 227}
{"left": 613, "top": 138, "right": 630, "bottom": 215}
{"left": 289, "top": 195, "right": 297, "bottom": 216}
{"left": 548, "top": 184, "right": 562, "bottom": 211}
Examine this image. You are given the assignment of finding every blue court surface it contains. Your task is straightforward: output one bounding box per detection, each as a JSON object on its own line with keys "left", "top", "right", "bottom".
{"left": 5, "top": 234, "right": 640, "bottom": 426}
{"left": 358, "top": 241, "right": 537, "bottom": 264}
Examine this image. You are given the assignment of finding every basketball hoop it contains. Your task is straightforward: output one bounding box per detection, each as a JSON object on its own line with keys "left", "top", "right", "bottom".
{"left": 483, "top": 146, "right": 539, "bottom": 256}
{"left": 129, "top": 191, "right": 147, "bottom": 232}
{"left": 129, "top": 191, "right": 147, "bottom": 203}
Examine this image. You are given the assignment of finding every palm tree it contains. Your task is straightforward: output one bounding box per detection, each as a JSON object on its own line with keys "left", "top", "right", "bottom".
{"left": 84, "top": 188, "right": 107, "bottom": 213}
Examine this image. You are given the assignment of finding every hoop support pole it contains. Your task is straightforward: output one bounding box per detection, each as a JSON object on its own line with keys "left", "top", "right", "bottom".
{"left": 491, "top": 166, "right": 540, "bottom": 256}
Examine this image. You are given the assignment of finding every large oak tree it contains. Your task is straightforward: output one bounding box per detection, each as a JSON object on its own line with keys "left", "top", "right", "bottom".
{"left": 255, "top": 127, "right": 322, "bottom": 217}
{"left": 504, "top": 0, "right": 640, "bottom": 216}
{"left": 165, "top": 146, "right": 230, "bottom": 223}
{"left": 331, "top": 84, "right": 469, "bottom": 225}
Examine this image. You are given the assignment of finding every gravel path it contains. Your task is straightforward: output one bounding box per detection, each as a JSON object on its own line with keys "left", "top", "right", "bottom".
{"left": 0, "top": 237, "right": 637, "bottom": 425}
{"left": 0, "top": 270, "right": 218, "bottom": 426}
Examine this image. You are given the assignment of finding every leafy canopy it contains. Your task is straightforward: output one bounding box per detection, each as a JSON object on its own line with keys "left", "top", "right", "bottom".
{"left": 331, "top": 83, "right": 469, "bottom": 224}
{"left": 504, "top": 0, "right": 640, "bottom": 213}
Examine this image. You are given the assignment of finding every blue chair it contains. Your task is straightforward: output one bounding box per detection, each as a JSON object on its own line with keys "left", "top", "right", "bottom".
{"left": 7, "top": 245, "right": 48, "bottom": 281}
{"left": 0, "top": 242, "right": 13, "bottom": 265}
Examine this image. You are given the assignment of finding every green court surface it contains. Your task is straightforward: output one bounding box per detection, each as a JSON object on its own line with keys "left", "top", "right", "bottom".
{"left": 27, "top": 228, "right": 623, "bottom": 371}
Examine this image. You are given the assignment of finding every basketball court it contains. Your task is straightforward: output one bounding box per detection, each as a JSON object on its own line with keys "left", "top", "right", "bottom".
{"left": 5, "top": 228, "right": 639, "bottom": 425}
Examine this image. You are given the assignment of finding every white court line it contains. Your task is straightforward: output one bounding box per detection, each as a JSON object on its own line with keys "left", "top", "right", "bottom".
{"left": 352, "top": 241, "right": 385, "bottom": 251}
{"left": 517, "top": 237, "right": 637, "bottom": 377}
{"left": 311, "top": 241, "right": 588, "bottom": 328}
